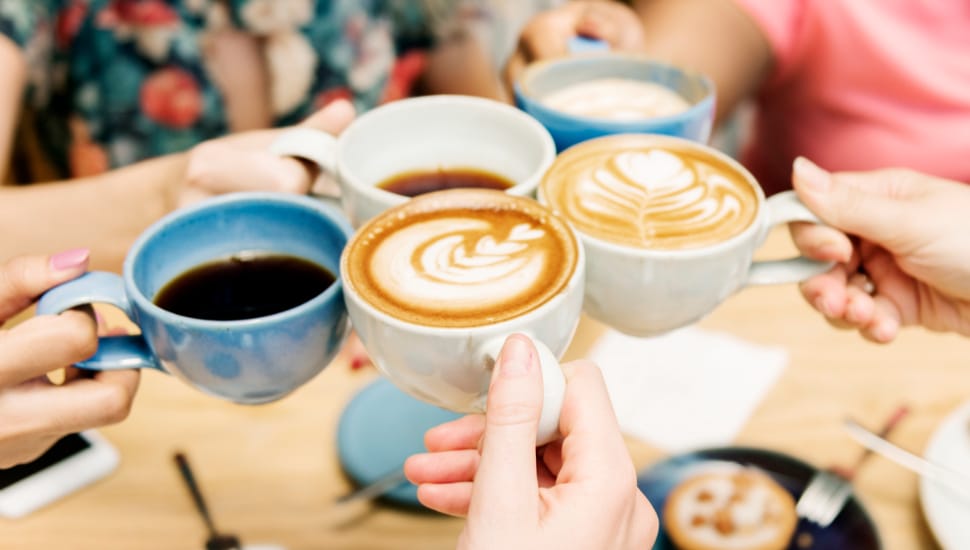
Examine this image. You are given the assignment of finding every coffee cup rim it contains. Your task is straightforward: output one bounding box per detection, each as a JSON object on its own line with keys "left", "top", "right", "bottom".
{"left": 335, "top": 94, "right": 557, "bottom": 205}
{"left": 514, "top": 53, "right": 716, "bottom": 128}
{"left": 539, "top": 133, "right": 767, "bottom": 258}
{"left": 340, "top": 189, "right": 586, "bottom": 334}
{"left": 124, "top": 192, "right": 353, "bottom": 328}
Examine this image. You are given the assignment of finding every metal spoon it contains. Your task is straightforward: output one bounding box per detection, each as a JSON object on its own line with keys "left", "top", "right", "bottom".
{"left": 335, "top": 468, "right": 409, "bottom": 505}
{"left": 173, "top": 452, "right": 242, "bottom": 550}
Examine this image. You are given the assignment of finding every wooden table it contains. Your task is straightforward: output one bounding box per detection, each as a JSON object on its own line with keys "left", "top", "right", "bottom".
{"left": 4, "top": 229, "right": 968, "bottom": 550}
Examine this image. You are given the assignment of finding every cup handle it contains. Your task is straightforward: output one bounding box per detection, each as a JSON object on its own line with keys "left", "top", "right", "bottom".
{"left": 268, "top": 127, "right": 341, "bottom": 208}
{"left": 746, "top": 190, "right": 835, "bottom": 286}
{"left": 35, "top": 272, "right": 163, "bottom": 371}
{"left": 478, "top": 335, "right": 566, "bottom": 446}
{"left": 568, "top": 36, "right": 610, "bottom": 54}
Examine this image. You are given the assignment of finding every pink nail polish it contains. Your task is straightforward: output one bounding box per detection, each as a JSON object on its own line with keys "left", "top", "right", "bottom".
{"left": 350, "top": 356, "right": 371, "bottom": 370}
{"left": 50, "top": 248, "right": 90, "bottom": 271}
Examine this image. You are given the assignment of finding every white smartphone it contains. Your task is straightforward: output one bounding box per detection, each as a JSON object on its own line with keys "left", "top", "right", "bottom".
{"left": 0, "top": 431, "right": 119, "bottom": 519}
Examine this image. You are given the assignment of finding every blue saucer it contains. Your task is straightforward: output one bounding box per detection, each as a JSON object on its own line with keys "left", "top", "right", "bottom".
{"left": 336, "top": 378, "right": 462, "bottom": 507}
{"left": 638, "top": 447, "right": 882, "bottom": 550}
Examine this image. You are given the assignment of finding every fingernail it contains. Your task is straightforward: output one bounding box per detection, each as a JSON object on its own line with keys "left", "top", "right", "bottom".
{"left": 50, "top": 248, "right": 90, "bottom": 271}
{"left": 498, "top": 335, "right": 533, "bottom": 377}
{"left": 794, "top": 157, "right": 831, "bottom": 192}
{"left": 873, "top": 317, "right": 899, "bottom": 342}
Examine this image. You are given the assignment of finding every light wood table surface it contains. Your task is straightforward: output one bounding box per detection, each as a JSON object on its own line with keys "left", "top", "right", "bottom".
{"left": 4, "top": 229, "right": 969, "bottom": 550}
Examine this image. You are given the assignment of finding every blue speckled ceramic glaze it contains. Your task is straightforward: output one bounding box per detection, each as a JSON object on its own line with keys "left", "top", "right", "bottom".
{"left": 337, "top": 378, "right": 461, "bottom": 507}
{"left": 514, "top": 54, "right": 715, "bottom": 152}
{"left": 36, "top": 192, "right": 352, "bottom": 404}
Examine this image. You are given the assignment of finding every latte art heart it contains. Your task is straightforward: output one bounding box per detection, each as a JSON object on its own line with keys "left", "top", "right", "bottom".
{"left": 541, "top": 135, "right": 759, "bottom": 250}
{"left": 344, "top": 190, "right": 578, "bottom": 328}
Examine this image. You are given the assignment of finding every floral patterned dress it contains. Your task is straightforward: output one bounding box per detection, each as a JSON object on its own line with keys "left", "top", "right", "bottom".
{"left": 0, "top": 0, "right": 458, "bottom": 180}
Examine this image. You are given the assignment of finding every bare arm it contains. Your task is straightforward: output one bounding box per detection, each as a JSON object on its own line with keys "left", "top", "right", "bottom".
{"left": 0, "top": 34, "right": 26, "bottom": 184}
{"left": 420, "top": 31, "right": 509, "bottom": 103}
{"left": 0, "top": 98, "right": 356, "bottom": 274}
{"left": 630, "top": 0, "right": 772, "bottom": 122}
{"left": 0, "top": 155, "right": 184, "bottom": 272}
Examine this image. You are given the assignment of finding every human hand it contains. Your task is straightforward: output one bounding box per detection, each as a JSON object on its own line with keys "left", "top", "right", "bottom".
{"left": 0, "top": 250, "right": 139, "bottom": 468}
{"left": 503, "top": 1, "right": 647, "bottom": 93}
{"left": 405, "top": 334, "right": 657, "bottom": 550}
{"left": 175, "top": 99, "right": 356, "bottom": 208}
{"left": 790, "top": 157, "right": 970, "bottom": 342}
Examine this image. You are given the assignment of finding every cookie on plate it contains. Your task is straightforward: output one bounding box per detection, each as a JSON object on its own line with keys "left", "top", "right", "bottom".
{"left": 663, "top": 464, "right": 798, "bottom": 550}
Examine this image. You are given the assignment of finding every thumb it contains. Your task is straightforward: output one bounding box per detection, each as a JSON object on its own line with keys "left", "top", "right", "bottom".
{"left": 792, "top": 157, "right": 919, "bottom": 251}
{"left": 299, "top": 98, "right": 356, "bottom": 136}
{"left": 469, "top": 334, "right": 542, "bottom": 524}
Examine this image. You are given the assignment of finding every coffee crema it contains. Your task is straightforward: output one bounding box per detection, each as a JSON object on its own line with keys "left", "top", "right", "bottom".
{"left": 343, "top": 189, "right": 578, "bottom": 328}
{"left": 541, "top": 135, "right": 759, "bottom": 250}
{"left": 541, "top": 78, "right": 690, "bottom": 121}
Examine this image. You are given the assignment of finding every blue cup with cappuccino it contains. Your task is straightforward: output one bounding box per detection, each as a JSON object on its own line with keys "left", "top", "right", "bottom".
{"left": 514, "top": 52, "right": 716, "bottom": 152}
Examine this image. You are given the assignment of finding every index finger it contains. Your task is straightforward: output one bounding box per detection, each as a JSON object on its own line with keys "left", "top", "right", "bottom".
{"left": 556, "top": 360, "right": 635, "bottom": 484}
{"left": 789, "top": 222, "right": 853, "bottom": 263}
{"left": 0, "top": 251, "right": 90, "bottom": 322}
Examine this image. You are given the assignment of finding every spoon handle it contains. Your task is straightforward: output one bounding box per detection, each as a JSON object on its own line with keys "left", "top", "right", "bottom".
{"left": 844, "top": 418, "right": 970, "bottom": 501}
{"left": 336, "top": 469, "right": 409, "bottom": 505}
{"left": 174, "top": 452, "right": 218, "bottom": 536}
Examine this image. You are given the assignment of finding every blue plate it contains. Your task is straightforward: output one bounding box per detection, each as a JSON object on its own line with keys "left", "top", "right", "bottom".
{"left": 336, "top": 378, "right": 462, "bottom": 507}
{"left": 639, "top": 447, "right": 882, "bottom": 550}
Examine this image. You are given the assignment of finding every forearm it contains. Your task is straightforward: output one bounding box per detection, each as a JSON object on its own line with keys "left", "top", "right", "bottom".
{"left": 420, "top": 32, "right": 509, "bottom": 103}
{"left": 0, "top": 34, "right": 27, "bottom": 184}
{"left": 0, "top": 154, "right": 185, "bottom": 272}
{"left": 631, "top": 0, "right": 771, "bottom": 123}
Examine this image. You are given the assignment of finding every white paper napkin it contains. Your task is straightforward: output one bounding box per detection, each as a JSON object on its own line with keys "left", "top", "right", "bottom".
{"left": 587, "top": 326, "right": 788, "bottom": 453}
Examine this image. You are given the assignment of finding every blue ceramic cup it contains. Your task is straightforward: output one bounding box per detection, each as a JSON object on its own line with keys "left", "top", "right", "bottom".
{"left": 35, "top": 192, "right": 352, "bottom": 404}
{"left": 514, "top": 53, "right": 715, "bottom": 152}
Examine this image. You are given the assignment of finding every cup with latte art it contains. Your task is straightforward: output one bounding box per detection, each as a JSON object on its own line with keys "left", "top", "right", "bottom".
{"left": 540, "top": 134, "right": 832, "bottom": 337}
{"left": 515, "top": 53, "right": 715, "bottom": 152}
{"left": 341, "top": 189, "right": 585, "bottom": 444}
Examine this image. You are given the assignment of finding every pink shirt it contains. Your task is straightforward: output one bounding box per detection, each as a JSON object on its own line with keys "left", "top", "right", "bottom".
{"left": 732, "top": 0, "right": 970, "bottom": 195}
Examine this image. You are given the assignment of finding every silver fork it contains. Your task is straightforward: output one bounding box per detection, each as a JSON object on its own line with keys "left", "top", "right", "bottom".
{"left": 795, "top": 468, "right": 854, "bottom": 527}
{"left": 795, "top": 405, "right": 909, "bottom": 527}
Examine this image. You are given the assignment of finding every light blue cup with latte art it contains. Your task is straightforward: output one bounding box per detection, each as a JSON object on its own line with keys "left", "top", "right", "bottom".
{"left": 514, "top": 47, "right": 716, "bottom": 152}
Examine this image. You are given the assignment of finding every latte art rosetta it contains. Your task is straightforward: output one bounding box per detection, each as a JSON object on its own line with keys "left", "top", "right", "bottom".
{"left": 542, "top": 138, "right": 759, "bottom": 249}
{"left": 344, "top": 190, "right": 578, "bottom": 328}
{"left": 374, "top": 218, "right": 549, "bottom": 310}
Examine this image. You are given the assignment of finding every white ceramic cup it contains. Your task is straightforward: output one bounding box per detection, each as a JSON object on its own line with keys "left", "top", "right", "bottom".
{"left": 340, "top": 192, "right": 586, "bottom": 445}
{"left": 539, "top": 134, "right": 832, "bottom": 337}
{"left": 269, "top": 95, "right": 557, "bottom": 228}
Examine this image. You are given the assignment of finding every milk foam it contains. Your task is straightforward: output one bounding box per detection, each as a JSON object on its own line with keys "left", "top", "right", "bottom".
{"left": 541, "top": 78, "right": 690, "bottom": 121}
{"left": 542, "top": 137, "right": 759, "bottom": 250}
{"left": 344, "top": 191, "right": 578, "bottom": 327}
{"left": 371, "top": 217, "right": 549, "bottom": 310}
